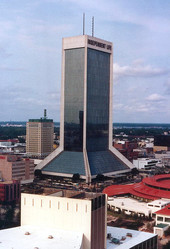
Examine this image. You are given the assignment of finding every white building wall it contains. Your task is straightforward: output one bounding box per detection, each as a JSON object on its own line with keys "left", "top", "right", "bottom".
{"left": 21, "top": 193, "right": 92, "bottom": 249}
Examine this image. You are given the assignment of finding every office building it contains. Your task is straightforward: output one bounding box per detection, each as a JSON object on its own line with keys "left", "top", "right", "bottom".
{"left": 26, "top": 110, "right": 54, "bottom": 158}
{"left": 0, "top": 180, "right": 20, "bottom": 203}
{"left": 0, "top": 154, "right": 34, "bottom": 181}
{"left": 36, "top": 35, "right": 133, "bottom": 182}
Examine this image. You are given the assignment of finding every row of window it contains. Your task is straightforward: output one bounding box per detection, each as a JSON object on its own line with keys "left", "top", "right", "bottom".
{"left": 157, "top": 216, "right": 170, "bottom": 223}
{"left": 24, "top": 198, "right": 88, "bottom": 213}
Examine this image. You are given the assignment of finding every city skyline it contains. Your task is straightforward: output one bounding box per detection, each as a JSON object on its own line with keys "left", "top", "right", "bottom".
{"left": 0, "top": 0, "right": 170, "bottom": 123}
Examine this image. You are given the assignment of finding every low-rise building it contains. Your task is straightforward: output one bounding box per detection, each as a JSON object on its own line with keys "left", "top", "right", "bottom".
{"left": 154, "top": 204, "right": 170, "bottom": 237}
{"left": 0, "top": 154, "right": 34, "bottom": 181}
{"left": 133, "top": 158, "right": 159, "bottom": 171}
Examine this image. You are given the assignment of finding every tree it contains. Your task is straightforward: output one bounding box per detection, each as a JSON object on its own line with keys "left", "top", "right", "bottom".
{"left": 96, "top": 174, "right": 105, "bottom": 182}
{"left": 72, "top": 173, "right": 80, "bottom": 182}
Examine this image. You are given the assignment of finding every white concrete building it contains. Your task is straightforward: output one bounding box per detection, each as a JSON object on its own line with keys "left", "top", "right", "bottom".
{"left": 0, "top": 189, "right": 158, "bottom": 249}
{"left": 133, "top": 158, "right": 159, "bottom": 170}
{"left": 154, "top": 204, "right": 170, "bottom": 237}
{"left": 147, "top": 199, "right": 170, "bottom": 213}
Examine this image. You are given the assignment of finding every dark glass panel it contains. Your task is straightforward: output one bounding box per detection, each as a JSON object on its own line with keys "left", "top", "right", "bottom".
{"left": 64, "top": 48, "right": 85, "bottom": 151}
{"left": 86, "top": 48, "right": 110, "bottom": 151}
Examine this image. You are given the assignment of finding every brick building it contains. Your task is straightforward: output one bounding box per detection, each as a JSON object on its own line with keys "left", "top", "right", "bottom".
{"left": 0, "top": 154, "right": 34, "bottom": 181}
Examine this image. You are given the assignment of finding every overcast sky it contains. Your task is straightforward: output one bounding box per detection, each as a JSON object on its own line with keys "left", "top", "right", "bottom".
{"left": 0, "top": 0, "right": 170, "bottom": 123}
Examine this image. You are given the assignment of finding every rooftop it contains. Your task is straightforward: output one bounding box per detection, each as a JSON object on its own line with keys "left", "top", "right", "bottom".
{"left": 103, "top": 174, "right": 170, "bottom": 200}
{"left": 28, "top": 118, "right": 53, "bottom": 123}
{"left": 155, "top": 223, "right": 169, "bottom": 228}
{"left": 0, "top": 225, "right": 83, "bottom": 249}
{"left": 0, "top": 225, "right": 156, "bottom": 249}
{"left": 23, "top": 188, "right": 104, "bottom": 200}
{"left": 155, "top": 204, "right": 170, "bottom": 216}
{"left": 108, "top": 197, "right": 151, "bottom": 215}
{"left": 107, "top": 226, "right": 156, "bottom": 249}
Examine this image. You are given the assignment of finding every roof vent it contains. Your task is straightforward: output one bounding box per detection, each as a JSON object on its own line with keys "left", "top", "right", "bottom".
{"left": 126, "top": 233, "right": 132, "bottom": 237}
{"left": 48, "top": 235, "right": 53, "bottom": 239}
{"left": 25, "top": 231, "right": 30, "bottom": 235}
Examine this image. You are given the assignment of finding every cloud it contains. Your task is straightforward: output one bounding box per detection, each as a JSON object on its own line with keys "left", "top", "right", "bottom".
{"left": 113, "top": 62, "right": 169, "bottom": 78}
{"left": 146, "top": 93, "right": 165, "bottom": 102}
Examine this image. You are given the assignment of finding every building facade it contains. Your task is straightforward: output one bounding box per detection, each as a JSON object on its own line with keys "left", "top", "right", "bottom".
{"left": 154, "top": 204, "right": 170, "bottom": 237}
{"left": 21, "top": 190, "right": 107, "bottom": 249}
{"left": 0, "top": 180, "right": 20, "bottom": 203}
{"left": 26, "top": 113, "right": 54, "bottom": 158}
{"left": 0, "top": 154, "right": 34, "bottom": 181}
{"left": 36, "top": 35, "right": 133, "bottom": 183}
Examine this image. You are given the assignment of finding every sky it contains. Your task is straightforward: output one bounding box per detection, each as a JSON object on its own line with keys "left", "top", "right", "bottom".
{"left": 0, "top": 0, "right": 170, "bottom": 123}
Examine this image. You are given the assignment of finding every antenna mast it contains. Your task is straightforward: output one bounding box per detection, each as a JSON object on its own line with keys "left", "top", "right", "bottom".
{"left": 92, "top": 16, "right": 94, "bottom": 37}
{"left": 83, "top": 13, "right": 85, "bottom": 35}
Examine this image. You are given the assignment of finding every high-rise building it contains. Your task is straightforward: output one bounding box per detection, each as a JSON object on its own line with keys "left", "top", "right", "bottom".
{"left": 26, "top": 110, "right": 54, "bottom": 158}
{"left": 36, "top": 35, "right": 133, "bottom": 182}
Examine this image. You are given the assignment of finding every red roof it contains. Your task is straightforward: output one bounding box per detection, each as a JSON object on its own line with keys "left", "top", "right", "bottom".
{"left": 103, "top": 174, "right": 170, "bottom": 200}
{"left": 155, "top": 204, "right": 170, "bottom": 216}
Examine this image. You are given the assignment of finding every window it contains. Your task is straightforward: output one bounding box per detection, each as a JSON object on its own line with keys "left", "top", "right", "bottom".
{"left": 24, "top": 198, "right": 26, "bottom": 205}
{"left": 58, "top": 202, "right": 60, "bottom": 210}
{"left": 41, "top": 200, "right": 43, "bottom": 207}
{"left": 67, "top": 202, "right": 69, "bottom": 211}
{"left": 165, "top": 217, "right": 170, "bottom": 223}
{"left": 49, "top": 200, "right": 51, "bottom": 208}
{"left": 32, "top": 199, "right": 34, "bottom": 207}
{"left": 76, "top": 203, "right": 78, "bottom": 212}
{"left": 157, "top": 216, "right": 163, "bottom": 221}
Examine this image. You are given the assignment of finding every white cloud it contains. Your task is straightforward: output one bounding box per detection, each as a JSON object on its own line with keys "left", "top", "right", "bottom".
{"left": 146, "top": 93, "right": 165, "bottom": 102}
{"left": 113, "top": 62, "right": 169, "bottom": 78}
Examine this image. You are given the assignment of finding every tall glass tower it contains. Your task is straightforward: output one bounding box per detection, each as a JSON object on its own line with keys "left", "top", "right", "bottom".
{"left": 36, "top": 35, "right": 133, "bottom": 182}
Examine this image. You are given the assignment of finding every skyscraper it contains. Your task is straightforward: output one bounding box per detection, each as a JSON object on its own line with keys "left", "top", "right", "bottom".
{"left": 36, "top": 35, "right": 133, "bottom": 182}
{"left": 26, "top": 110, "right": 54, "bottom": 158}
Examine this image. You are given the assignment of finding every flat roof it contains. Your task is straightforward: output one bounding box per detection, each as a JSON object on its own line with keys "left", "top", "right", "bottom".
{"left": 28, "top": 118, "right": 53, "bottom": 122}
{"left": 148, "top": 199, "right": 170, "bottom": 206}
{"left": 0, "top": 225, "right": 83, "bottom": 249}
{"left": 0, "top": 225, "right": 156, "bottom": 249}
{"left": 107, "top": 226, "right": 156, "bottom": 249}
{"left": 108, "top": 197, "right": 151, "bottom": 215}
{"left": 155, "top": 223, "right": 169, "bottom": 228}
{"left": 22, "top": 189, "right": 104, "bottom": 200}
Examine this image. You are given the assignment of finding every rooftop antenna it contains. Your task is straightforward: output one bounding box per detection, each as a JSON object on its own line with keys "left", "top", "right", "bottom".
{"left": 92, "top": 16, "right": 94, "bottom": 37}
{"left": 44, "top": 109, "right": 47, "bottom": 119}
{"left": 83, "top": 13, "right": 85, "bottom": 35}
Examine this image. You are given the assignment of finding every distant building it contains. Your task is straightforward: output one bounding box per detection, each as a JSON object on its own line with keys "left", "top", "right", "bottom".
{"left": 154, "top": 135, "right": 170, "bottom": 152}
{"left": 26, "top": 109, "right": 54, "bottom": 158}
{"left": 133, "top": 158, "right": 159, "bottom": 171}
{"left": 0, "top": 154, "right": 34, "bottom": 181}
{"left": 0, "top": 180, "right": 20, "bottom": 203}
{"left": 113, "top": 140, "right": 138, "bottom": 161}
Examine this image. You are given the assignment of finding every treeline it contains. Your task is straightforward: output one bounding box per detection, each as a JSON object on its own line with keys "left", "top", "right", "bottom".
{"left": 0, "top": 127, "right": 26, "bottom": 140}
{"left": 0, "top": 126, "right": 60, "bottom": 140}
{"left": 113, "top": 128, "right": 169, "bottom": 137}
